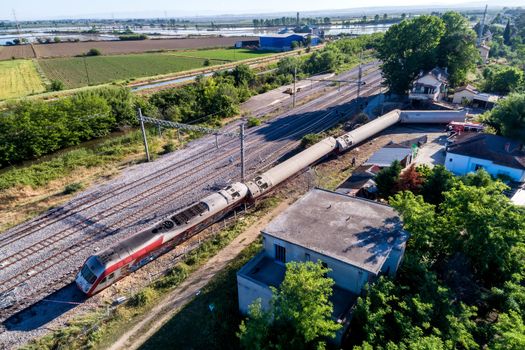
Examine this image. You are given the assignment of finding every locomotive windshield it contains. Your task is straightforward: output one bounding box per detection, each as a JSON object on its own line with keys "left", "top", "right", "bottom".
{"left": 80, "top": 264, "right": 97, "bottom": 284}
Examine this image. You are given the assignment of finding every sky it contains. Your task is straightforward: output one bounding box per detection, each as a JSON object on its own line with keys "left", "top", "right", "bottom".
{"left": 1, "top": 0, "right": 523, "bottom": 20}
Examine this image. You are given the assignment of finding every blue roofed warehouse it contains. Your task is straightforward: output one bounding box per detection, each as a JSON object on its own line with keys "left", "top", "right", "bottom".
{"left": 259, "top": 33, "right": 320, "bottom": 51}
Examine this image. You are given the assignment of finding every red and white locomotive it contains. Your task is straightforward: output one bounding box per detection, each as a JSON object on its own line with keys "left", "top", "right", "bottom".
{"left": 76, "top": 182, "right": 248, "bottom": 296}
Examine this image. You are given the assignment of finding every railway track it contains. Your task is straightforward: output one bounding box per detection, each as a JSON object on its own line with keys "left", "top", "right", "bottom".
{"left": 0, "top": 73, "right": 383, "bottom": 322}
{"left": 0, "top": 63, "right": 379, "bottom": 250}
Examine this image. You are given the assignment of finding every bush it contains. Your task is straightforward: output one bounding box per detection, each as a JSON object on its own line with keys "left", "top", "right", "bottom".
{"left": 162, "top": 141, "right": 176, "bottom": 154}
{"left": 128, "top": 288, "right": 155, "bottom": 308}
{"left": 48, "top": 79, "right": 65, "bottom": 91}
{"left": 247, "top": 117, "right": 261, "bottom": 128}
{"left": 118, "top": 34, "right": 147, "bottom": 41}
{"left": 86, "top": 48, "right": 102, "bottom": 56}
{"left": 300, "top": 133, "right": 322, "bottom": 148}
{"left": 203, "top": 59, "right": 211, "bottom": 66}
{"left": 63, "top": 182, "right": 84, "bottom": 194}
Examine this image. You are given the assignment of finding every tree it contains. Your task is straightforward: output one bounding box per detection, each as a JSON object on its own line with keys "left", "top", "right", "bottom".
{"left": 484, "top": 93, "right": 525, "bottom": 142}
{"left": 420, "top": 165, "right": 456, "bottom": 205}
{"left": 238, "top": 261, "right": 341, "bottom": 349}
{"left": 504, "top": 19, "right": 512, "bottom": 45}
{"left": 48, "top": 79, "right": 65, "bottom": 92}
{"left": 377, "top": 16, "right": 445, "bottom": 93}
{"left": 86, "top": 48, "right": 101, "bottom": 56}
{"left": 483, "top": 66, "right": 524, "bottom": 94}
{"left": 232, "top": 64, "right": 255, "bottom": 87}
{"left": 375, "top": 160, "right": 402, "bottom": 199}
{"left": 491, "top": 311, "right": 525, "bottom": 350}
{"left": 397, "top": 164, "right": 423, "bottom": 193}
{"left": 436, "top": 12, "right": 479, "bottom": 86}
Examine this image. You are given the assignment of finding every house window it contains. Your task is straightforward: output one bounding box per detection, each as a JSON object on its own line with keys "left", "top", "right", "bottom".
{"left": 275, "top": 244, "right": 286, "bottom": 263}
{"left": 305, "top": 253, "right": 310, "bottom": 261}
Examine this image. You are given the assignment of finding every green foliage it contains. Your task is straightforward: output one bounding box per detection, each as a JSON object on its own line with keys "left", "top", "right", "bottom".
{"left": 300, "top": 133, "right": 322, "bottom": 149}
{"left": 86, "top": 48, "right": 102, "bottom": 56}
{"left": 490, "top": 311, "right": 525, "bottom": 350}
{"left": 436, "top": 12, "right": 479, "bottom": 86}
{"left": 420, "top": 165, "right": 456, "bottom": 205}
{"left": 128, "top": 288, "right": 155, "bottom": 307}
{"left": 378, "top": 12, "right": 479, "bottom": 92}
{"left": 118, "top": 34, "right": 147, "bottom": 40}
{"left": 482, "top": 66, "right": 524, "bottom": 94}
{"left": 247, "top": 117, "right": 261, "bottom": 128}
{"left": 377, "top": 15, "right": 445, "bottom": 93}
{"left": 375, "top": 160, "right": 402, "bottom": 198}
{"left": 161, "top": 141, "right": 176, "bottom": 154}
{"left": 239, "top": 261, "right": 341, "bottom": 349}
{"left": 48, "top": 79, "right": 64, "bottom": 91}
{"left": 63, "top": 182, "right": 84, "bottom": 195}
{"left": 483, "top": 93, "right": 525, "bottom": 142}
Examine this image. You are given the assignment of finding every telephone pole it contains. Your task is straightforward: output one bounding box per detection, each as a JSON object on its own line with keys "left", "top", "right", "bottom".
{"left": 357, "top": 50, "right": 363, "bottom": 100}
{"left": 138, "top": 108, "right": 151, "bottom": 162}
{"left": 240, "top": 123, "right": 245, "bottom": 182}
{"left": 293, "top": 65, "right": 297, "bottom": 108}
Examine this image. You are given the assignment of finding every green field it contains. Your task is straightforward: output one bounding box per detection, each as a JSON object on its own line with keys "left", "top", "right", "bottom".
{"left": 0, "top": 60, "right": 45, "bottom": 100}
{"left": 38, "top": 54, "right": 215, "bottom": 89}
{"left": 170, "top": 48, "right": 274, "bottom": 61}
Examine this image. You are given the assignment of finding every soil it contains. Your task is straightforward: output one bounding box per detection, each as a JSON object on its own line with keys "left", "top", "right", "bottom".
{"left": 0, "top": 37, "right": 258, "bottom": 60}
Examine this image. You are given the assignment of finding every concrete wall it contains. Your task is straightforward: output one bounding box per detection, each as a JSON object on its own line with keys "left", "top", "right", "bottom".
{"left": 453, "top": 90, "right": 477, "bottom": 104}
{"left": 237, "top": 252, "right": 274, "bottom": 315}
{"left": 445, "top": 152, "right": 525, "bottom": 181}
{"left": 263, "top": 234, "right": 372, "bottom": 294}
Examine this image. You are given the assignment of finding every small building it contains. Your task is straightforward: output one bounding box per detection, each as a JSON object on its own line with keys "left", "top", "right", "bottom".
{"left": 336, "top": 164, "right": 381, "bottom": 199}
{"left": 409, "top": 68, "right": 449, "bottom": 102}
{"left": 445, "top": 133, "right": 525, "bottom": 182}
{"left": 478, "top": 43, "right": 490, "bottom": 63}
{"left": 237, "top": 189, "right": 409, "bottom": 344}
{"left": 452, "top": 85, "right": 500, "bottom": 109}
{"left": 259, "top": 33, "right": 320, "bottom": 51}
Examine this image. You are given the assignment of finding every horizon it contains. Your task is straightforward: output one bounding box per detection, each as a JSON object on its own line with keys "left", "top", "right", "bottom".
{"left": 1, "top": 0, "right": 523, "bottom": 21}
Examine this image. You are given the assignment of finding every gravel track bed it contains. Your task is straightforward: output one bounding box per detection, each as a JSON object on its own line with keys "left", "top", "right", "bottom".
{"left": 0, "top": 67, "right": 382, "bottom": 348}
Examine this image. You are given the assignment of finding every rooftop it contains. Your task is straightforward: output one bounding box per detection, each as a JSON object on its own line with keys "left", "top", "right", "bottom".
{"left": 447, "top": 133, "right": 525, "bottom": 170}
{"left": 262, "top": 188, "right": 408, "bottom": 274}
{"left": 363, "top": 147, "right": 412, "bottom": 167}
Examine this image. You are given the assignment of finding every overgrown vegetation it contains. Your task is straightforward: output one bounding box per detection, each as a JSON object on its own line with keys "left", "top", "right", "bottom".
{"left": 354, "top": 165, "right": 525, "bottom": 349}
{"left": 378, "top": 11, "right": 479, "bottom": 93}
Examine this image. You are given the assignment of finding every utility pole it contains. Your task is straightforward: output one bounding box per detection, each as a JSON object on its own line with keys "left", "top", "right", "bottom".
{"left": 138, "top": 108, "right": 151, "bottom": 162}
{"left": 12, "top": 9, "right": 21, "bottom": 44}
{"left": 357, "top": 50, "right": 363, "bottom": 100}
{"left": 240, "top": 123, "right": 245, "bottom": 182}
{"left": 477, "top": 5, "right": 488, "bottom": 46}
{"left": 293, "top": 65, "right": 297, "bottom": 108}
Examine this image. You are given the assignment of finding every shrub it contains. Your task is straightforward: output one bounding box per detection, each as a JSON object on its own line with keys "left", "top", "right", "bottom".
{"left": 300, "top": 133, "right": 322, "bottom": 148}
{"left": 86, "top": 48, "right": 102, "bottom": 56}
{"left": 48, "top": 79, "right": 65, "bottom": 91}
{"left": 162, "top": 141, "right": 176, "bottom": 154}
{"left": 247, "top": 117, "right": 261, "bottom": 128}
{"left": 128, "top": 288, "right": 155, "bottom": 307}
{"left": 63, "top": 182, "right": 84, "bottom": 195}
{"left": 203, "top": 59, "right": 211, "bottom": 66}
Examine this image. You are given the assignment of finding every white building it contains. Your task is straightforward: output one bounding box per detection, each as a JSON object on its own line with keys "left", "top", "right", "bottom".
{"left": 478, "top": 43, "right": 490, "bottom": 64}
{"left": 452, "top": 85, "right": 500, "bottom": 109}
{"left": 237, "top": 188, "right": 409, "bottom": 344}
{"left": 409, "top": 68, "right": 449, "bottom": 102}
{"left": 445, "top": 133, "right": 525, "bottom": 182}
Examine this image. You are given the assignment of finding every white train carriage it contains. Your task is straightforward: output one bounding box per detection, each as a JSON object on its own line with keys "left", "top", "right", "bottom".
{"left": 76, "top": 182, "right": 248, "bottom": 295}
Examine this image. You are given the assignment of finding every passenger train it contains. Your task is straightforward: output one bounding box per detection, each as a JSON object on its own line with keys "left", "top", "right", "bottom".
{"left": 76, "top": 109, "right": 467, "bottom": 295}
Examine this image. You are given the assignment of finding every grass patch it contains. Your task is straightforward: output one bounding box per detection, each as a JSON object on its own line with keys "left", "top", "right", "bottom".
{"left": 0, "top": 59, "right": 45, "bottom": 100}
{"left": 38, "top": 54, "right": 216, "bottom": 89}
{"left": 170, "top": 48, "right": 275, "bottom": 61}
{"left": 140, "top": 241, "right": 262, "bottom": 350}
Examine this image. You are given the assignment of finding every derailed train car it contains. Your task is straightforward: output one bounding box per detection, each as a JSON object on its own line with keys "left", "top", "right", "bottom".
{"left": 76, "top": 109, "right": 467, "bottom": 295}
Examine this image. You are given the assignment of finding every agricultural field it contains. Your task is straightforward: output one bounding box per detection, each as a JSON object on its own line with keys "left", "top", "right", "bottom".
{"left": 0, "top": 59, "right": 45, "bottom": 100}
{"left": 171, "top": 48, "right": 274, "bottom": 61}
{"left": 0, "top": 36, "right": 257, "bottom": 59}
{"left": 38, "top": 53, "right": 215, "bottom": 88}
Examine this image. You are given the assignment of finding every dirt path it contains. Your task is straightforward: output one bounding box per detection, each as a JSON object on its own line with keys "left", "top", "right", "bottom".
{"left": 108, "top": 200, "right": 291, "bottom": 350}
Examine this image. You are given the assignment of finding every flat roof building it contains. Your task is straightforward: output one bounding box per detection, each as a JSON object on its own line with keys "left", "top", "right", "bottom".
{"left": 237, "top": 188, "right": 409, "bottom": 344}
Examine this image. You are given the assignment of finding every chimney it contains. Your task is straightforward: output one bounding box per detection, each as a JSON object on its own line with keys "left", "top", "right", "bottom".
{"left": 505, "top": 142, "right": 510, "bottom": 153}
